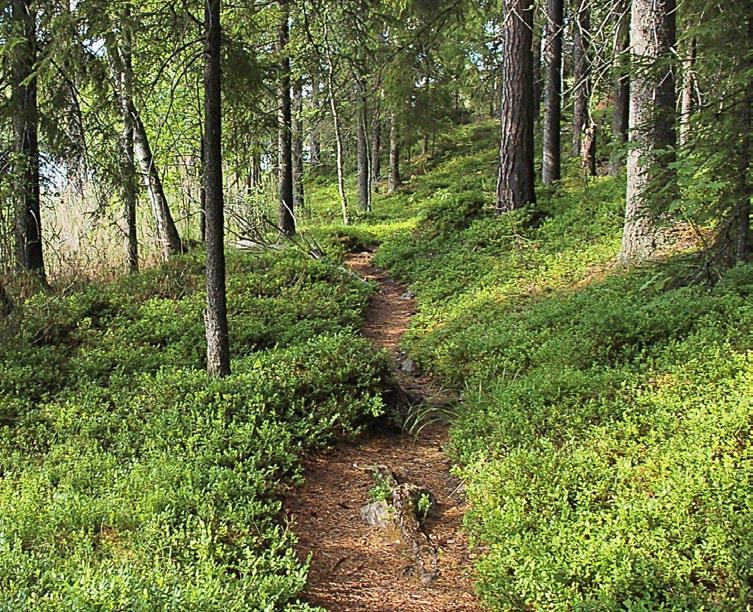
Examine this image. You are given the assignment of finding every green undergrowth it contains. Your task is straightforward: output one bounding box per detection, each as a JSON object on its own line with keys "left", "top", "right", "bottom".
{"left": 0, "top": 249, "right": 388, "bottom": 609}
{"left": 340, "top": 119, "right": 753, "bottom": 609}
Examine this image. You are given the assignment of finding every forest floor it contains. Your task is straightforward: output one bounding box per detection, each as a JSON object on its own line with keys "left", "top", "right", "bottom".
{"left": 284, "top": 251, "right": 479, "bottom": 611}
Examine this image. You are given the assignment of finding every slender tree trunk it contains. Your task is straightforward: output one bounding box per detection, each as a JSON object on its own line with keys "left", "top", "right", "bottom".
{"left": 321, "top": 23, "right": 348, "bottom": 224}
{"left": 132, "top": 115, "right": 183, "bottom": 257}
{"left": 277, "top": 0, "right": 295, "bottom": 235}
{"left": 119, "top": 5, "right": 138, "bottom": 273}
{"left": 292, "top": 76, "right": 305, "bottom": 210}
{"left": 203, "top": 0, "right": 230, "bottom": 377}
{"left": 371, "top": 118, "right": 382, "bottom": 184}
{"left": 619, "top": 0, "right": 677, "bottom": 264}
{"left": 199, "top": 140, "right": 206, "bottom": 242}
{"left": 609, "top": 0, "right": 630, "bottom": 176}
{"left": 679, "top": 36, "right": 697, "bottom": 149}
{"left": 571, "top": 0, "right": 591, "bottom": 158}
{"left": 542, "top": 0, "right": 563, "bottom": 185}
{"left": 496, "top": 0, "right": 536, "bottom": 212}
{"left": 388, "top": 112, "right": 401, "bottom": 193}
{"left": 532, "top": 27, "right": 544, "bottom": 120}
{"left": 11, "top": 0, "right": 45, "bottom": 282}
{"left": 357, "top": 87, "right": 371, "bottom": 211}
{"left": 309, "top": 74, "right": 321, "bottom": 167}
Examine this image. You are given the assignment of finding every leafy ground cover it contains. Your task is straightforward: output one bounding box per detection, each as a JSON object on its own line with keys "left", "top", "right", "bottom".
{"left": 0, "top": 249, "right": 387, "bottom": 609}
{"left": 332, "top": 119, "right": 753, "bottom": 609}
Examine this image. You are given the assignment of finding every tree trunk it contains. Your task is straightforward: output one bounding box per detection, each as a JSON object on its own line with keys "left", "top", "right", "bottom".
{"left": 357, "top": 87, "right": 371, "bottom": 211}
{"left": 619, "top": 0, "right": 677, "bottom": 264}
{"left": 309, "top": 74, "right": 321, "bottom": 167}
{"left": 724, "top": 17, "right": 753, "bottom": 263}
{"left": 292, "top": 76, "right": 305, "bottom": 210}
{"left": 0, "top": 283, "right": 11, "bottom": 317}
{"left": 11, "top": 0, "right": 45, "bottom": 282}
{"left": 532, "top": 27, "right": 544, "bottom": 120}
{"left": 496, "top": 0, "right": 536, "bottom": 212}
{"left": 679, "top": 36, "right": 697, "bottom": 149}
{"left": 609, "top": 0, "right": 630, "bottom": 176}
{"left": 119, "top": 5, "right": 138, "bottom": 273}
{"left": 200, "top": 140, "right": 206, "bottom": 242}
{"left": 388, "top": 112, "right": 401, "bottom": 194}
{"left": 277, "top": 0, "right": 295, "bottom": 235}
{"left": 571, "top": 0, "right": 591, "bottom": 158}
{"left": 542, "top": 0, "right": 563, "bottom": 185}
{"left": 371, "top": 118, "right": 382, "bottom": 184}
{"left": 132, "top": 115, "right": 183, "bottom": 257}
{"left": 203, "top": 0, "right": 230, "bottom": 377}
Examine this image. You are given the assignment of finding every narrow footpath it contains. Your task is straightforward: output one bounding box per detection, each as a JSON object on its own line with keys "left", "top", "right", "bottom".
{"left": 284, "top": 251, "right": 479, "bottom": 611}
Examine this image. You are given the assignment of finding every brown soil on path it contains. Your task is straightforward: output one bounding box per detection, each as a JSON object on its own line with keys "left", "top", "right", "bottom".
{"left": 284, "top": 251, "right": 479, "bottom": 611}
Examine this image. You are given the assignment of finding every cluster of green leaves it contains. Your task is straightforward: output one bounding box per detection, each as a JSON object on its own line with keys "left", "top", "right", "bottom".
{"left": 0, "top": 249, "right": 388, "bottom": 609}
{"left": 357, "top": 119, "right": 753, "bottom": 609}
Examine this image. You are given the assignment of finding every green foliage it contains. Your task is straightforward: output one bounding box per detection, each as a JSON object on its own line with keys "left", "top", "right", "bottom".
{"left": 368, "top": 471, "right": 394, "bottom": 503}
{"left": 347, "top": 119, "right": 753, "bottom": 609}
{"left": 0, "top": 248, "right": 387, "bottom": 609}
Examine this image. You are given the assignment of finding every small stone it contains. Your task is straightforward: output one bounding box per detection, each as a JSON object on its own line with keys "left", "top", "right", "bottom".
{"left": 400, "top": 290, "right": 416, "bottom": 300}
{"left": 400, "top": 358, "right": 416, "bottom": 373}
{"left": 360, "top": 500, "right": 391, "bottom": 527}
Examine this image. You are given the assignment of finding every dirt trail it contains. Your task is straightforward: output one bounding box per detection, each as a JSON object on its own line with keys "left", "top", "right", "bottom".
{"left": 284, "top": 251, "right": 479, "bottom": 611}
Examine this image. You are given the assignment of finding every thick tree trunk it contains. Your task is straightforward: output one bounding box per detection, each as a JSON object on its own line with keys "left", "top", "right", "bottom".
{"left": 619, "top": 0, "right": 677, "bottom": 264}
{"left": 388, "top": 112, "right": 401, "bottom": 193}
{"left": 203, "top": 0, "right": 230, "bottom": 377}
{"left": 679, "top": 37, "right": 697, "bottom": 149}
{"left": 371, "top": 118, "right": 382, "bottom": 184}
{"left": 571, "top": 0, "right": 591, "bottom": 158}
{"left": 0, "top": 283, "right": 11, "bottom": 317}
{"left": 119, "top": 5, "right": 138, "bottom": 273}
{"left": 542, "top": 0, "right": 563, "bottom": 185}
{"left": 724, "top": 18, "right": 752, "bottom": 263}
{"left": 277, "top": 0, "right": 295, "bottom": 235}
{"left": 609, "top": 0, "right": 630, "bottom": 176}
{"left": 496, "top": 0, "right": 536, "bottom": 212}
{"left": 309, "top": 74, "right": 321, "bottom": 167}
{"left": 11, "top": 0, "right": 45, "bottom": 282}
{"left": 292, "top": 76, "right": 305, "bottom": 210}
{"left": 357, "top": 88, "right": 371, "bottom": 211}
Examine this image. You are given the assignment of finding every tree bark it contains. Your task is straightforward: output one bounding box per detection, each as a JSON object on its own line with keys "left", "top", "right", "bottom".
{"left": 371, "top": 118, "right": 382, "bottom": 184}
{"left": 609, "top": 0, "right": 630, "bottom": 176}
{"left": 496, "top": 0, "right": 536, "bottom": 212}
{"left": 309, "top": 74, "right": 321, "bottom": 167}
{"left": 532, "top": 27, "right": 544, "bottom": 120}
{"left": 203, "top": 0, "right": 230, "bottom": 377}
{"left": 0, "top": 283, "right": 11, "bottom": 317}
{"left": 724, "top": 17, "right": 752, "bottom": 263}
{"left": 388, "top": 112, "right": 401, "bottom": 193}
{"left": 132, "top": 114, "right": 183, "bottom": 257}
{"left": 277, "top": 0, "right": 295, "bottom": 235}
{"left": 11, "top": 0, "right": 45, "bottom": 282}
{"left": 679, "top": 36, "right": 697, "bottom": 149}
{"left": 571, "top": 0, "right": 591, "bottom": 158}
{"left": 357, "top": 86, "right": 371, "bottom": 211}
{"left": 119, "top": 4, "right": 138, "bottom": 273}
{"left": 292, "top": 76, "right": 305, "bottom": 210}
{"left": 619, "top": 0, "right": 677, "bottom": 264}
{"left": 542, "top": 0, "right": 563, "bottom": 185}
{"left": 322, "top": 22, "right": 349, "bottom": 224}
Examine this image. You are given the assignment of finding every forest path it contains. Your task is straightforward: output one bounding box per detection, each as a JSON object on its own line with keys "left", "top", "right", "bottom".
{"left": 284, "top": 251, "right": 479, "bottom": 611}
